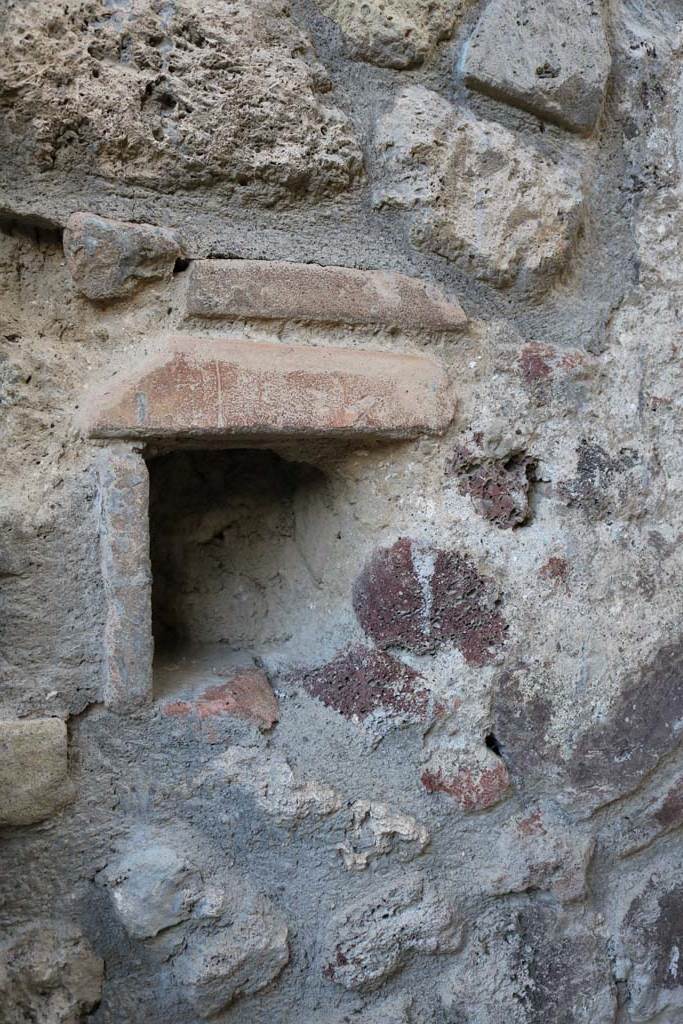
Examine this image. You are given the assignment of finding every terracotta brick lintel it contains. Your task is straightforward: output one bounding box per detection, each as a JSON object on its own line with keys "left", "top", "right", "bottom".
{"left": 185, "top": 259, "right": 467, "bottom": 332}
{"left": 82, "top": 336, "right": 453, "bottom": 442}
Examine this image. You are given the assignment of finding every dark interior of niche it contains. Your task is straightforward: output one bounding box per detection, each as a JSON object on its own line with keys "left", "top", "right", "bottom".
{"left": 146, "top": 448, "right": 327, "bottom": 700}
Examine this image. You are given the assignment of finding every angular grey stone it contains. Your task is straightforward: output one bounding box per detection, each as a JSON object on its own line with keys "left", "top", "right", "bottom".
{"left": 321, "top": 872, "right": 462, "bottom": 990}
{"left": 462, "top": 0, "right": 611, "bottom": 135}
{"left": 0, "top": 718, "right": 69, "bottom": 826}
{"left": 171, "top": 886, "right": 289, "bottom": 1017}
{"left": 99, "top": 841, "right": 201, "bottom": 939}
{"left": 64, "top": 213, "right": 181, "bottom": 301}
{"left": 0, "top": 922, "right": 103, "bottom": 1024}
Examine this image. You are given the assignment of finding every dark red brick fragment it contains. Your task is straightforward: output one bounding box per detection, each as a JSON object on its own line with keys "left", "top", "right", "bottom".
{"left": 353, "top": 538, "right": 506, "bottom": 665}
{"left": 446, "top": 448, "right": 536, "bottom": 529}
{"left": 421, "top": 760, "right": 510, "bottom": 812}
{"left": 301, "top": 643, "right": 429, "bottom": 721}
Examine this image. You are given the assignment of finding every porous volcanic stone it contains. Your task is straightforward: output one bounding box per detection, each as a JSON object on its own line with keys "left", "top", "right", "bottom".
{"left": 315, "top": 0, "right": 466, "bottom": 69}
{"left": 0, "top": 0, "right": 363, "bottom": 205}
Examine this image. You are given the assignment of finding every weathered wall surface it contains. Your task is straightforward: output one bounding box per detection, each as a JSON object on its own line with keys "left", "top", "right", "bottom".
{"left": 0, "top": 0, "right": 682, "bottom": 1021}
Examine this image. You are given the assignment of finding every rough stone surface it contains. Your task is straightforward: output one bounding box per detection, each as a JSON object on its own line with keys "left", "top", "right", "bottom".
{"left": 0, "top": 718, "right": 69, "bottom": 826}
{"left": 201, "top": 746, "right": 343, "bottom": 826}
{"left": 170, "top": 887, "right": 289, "bottom": 1018}
{"left": 63, "top": 213, "right": 181, "bottom": 301}
{"left": 321, "top": 873, "right": 462, "bottom": 990}
{"left": 617, "top": 870, "right": 683, "bottom": 1021}
{"left": 337, "top": 799, "right": 430, "bottom": 871}
{"left": 353, "top": 538, "right": 507, "bottom": 665}
{"left": 2, "top": 1, "right": 683, "bottom": 1021}
{"left": 82, "top": 336, "right": 452, "bottom": 443}
{"left": 0, "top": 923, "right": 103, "bottom": 1024}
{"left": 315, "top": 0, "right": 467, "bottom": 69}
{"left": 374, "top": 86, "right": 584, "bottom": 287}
{"left": 98, "top": 841, "right": 201, "bottom": 939}
{"left": 186, "top": 259, "right": 467, "bottom": 331}
{"left": 97, "top": 446, "right": 152, "bottom": 710}
{"left": 463, "top": 0, "right": 611, "bottom": 135}
{"left": 0, "top": 0, "right": 363, "bottom": 205}
{"left": 440, "top": 905, "right": 617, "bottom": 1024}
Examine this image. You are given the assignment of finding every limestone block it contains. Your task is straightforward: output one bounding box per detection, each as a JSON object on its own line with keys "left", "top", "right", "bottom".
{"left": 63, "top": 213, "right": 181, "bottom": 301}
{"left": 186, "top": 259, "right": 466, "bottom": 331}
{"left": 97, "top": 447, "right": 152, "bottom": 710}
{"left": 171, "top": 888, "right": 289, "bottom": 1017}
{"left": 463, "top": 0, "right": 611, "bottom": 135}
{"left": 374, "top": 86, "right": 583, "bottom": 287}
{"left": 82, "top": 336, "right": 453, "bottom": 443}
{"left": 316, "top": 0, "right": 466, "bottom": 68}
{"left": 0, "top": 922, "right": 103, "bottom": 1024}
{"left": 321, "top": 873, "right": 462, "bottom": 990}
{"left": 98, "top": 842, "right": 202, "bottom": 939}
{"left": 0, "top": 718, "right": 69, "bottom": 826}
{"left": 1, "top": 0, "right": 363, "bottom": 204}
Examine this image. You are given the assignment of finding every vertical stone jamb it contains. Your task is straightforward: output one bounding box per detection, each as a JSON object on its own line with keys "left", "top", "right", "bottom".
{"left": 97, "top": 445, "right": 152, "bottom": 709}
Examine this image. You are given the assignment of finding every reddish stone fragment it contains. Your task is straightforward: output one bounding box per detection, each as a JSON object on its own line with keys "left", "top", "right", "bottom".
{"left": 301, "top": 644, "right": 429, "bottom": 721}
{"left": 539, "top": 556, "right": 569, "bottom": 584}
{"left": 161, "top": 669, "right": 279, "bottom": 731}
{"left": 353, "top": 538, "right": 506, "bottom": 665}
{"left": 519, "top": 342, "right": 554, "bottom": 387}
{"left": 654, "top": 777, "right": 683, "bottom": 829}
{"left": 446, "top": 448, "right": 536, "bottom": 529}
{"left": 81, "top": 335, "right": 452, "bottom": 443}
{"left": 421, "top": 760, "right": 510, "bottom": 812}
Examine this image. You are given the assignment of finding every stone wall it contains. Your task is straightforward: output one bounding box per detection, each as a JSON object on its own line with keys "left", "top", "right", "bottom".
{"left": 0, "top": 1, "right": 682, "bottom": 1022}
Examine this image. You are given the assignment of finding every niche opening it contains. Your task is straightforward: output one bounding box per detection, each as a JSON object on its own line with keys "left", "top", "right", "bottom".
{"left": 146, "top": 448, "right": 328, "bottom": 703}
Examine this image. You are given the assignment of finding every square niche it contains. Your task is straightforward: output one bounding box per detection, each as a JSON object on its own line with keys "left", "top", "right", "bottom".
{"left": 146, "top": 448, "right": 328, "bottom": 704}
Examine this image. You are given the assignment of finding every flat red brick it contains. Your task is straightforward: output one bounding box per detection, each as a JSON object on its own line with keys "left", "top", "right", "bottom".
{"left": 186, "top": 259, "right": 467, "bottom": 331}
{"left": 82, "top": 336, "right": 453, "bottom": 442}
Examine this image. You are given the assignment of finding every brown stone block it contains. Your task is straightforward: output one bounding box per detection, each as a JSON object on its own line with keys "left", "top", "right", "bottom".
{"left": 186, "top": 260, "right": 466, "bottom": 331}
{"left": 82, "top": 336, "right": 453, "bottom": 443}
